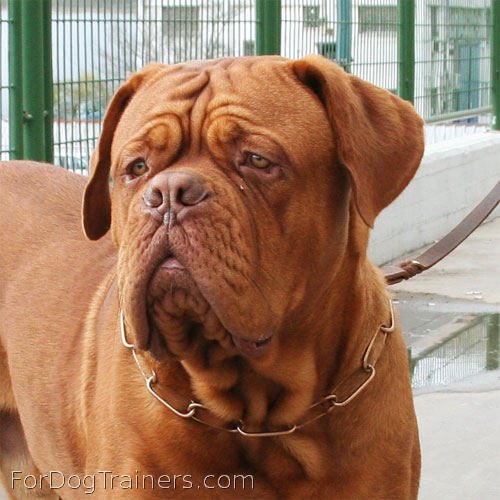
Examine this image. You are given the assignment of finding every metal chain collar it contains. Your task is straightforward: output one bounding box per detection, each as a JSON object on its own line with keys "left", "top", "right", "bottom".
{"left": 120, "top": 300, "right": 395, "bottom": 438}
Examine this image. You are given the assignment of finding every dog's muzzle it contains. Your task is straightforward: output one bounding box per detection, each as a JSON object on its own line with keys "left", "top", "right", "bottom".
{"left": 142, "top": 171, "right": 210, "bottom": 226}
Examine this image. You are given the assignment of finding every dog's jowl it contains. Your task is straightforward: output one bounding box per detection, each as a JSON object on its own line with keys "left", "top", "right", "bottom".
{"left": 0, "top": 56, "right": 424, "bottom": 499}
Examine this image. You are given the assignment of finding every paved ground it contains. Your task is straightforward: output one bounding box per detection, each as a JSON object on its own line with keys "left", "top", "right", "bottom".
{"left": 2, "top": 217, "right": 499, "bottom": 500}
{"left": 392, "top": 216, "right": 500, "bottom": 500}
{"left": 415, "top": 377, "right": 500, "bottom": 500}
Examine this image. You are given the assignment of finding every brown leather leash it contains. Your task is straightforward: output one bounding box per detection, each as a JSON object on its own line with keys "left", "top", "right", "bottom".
{"left": 382, "top": 179, "right": 500, "bottom": 285}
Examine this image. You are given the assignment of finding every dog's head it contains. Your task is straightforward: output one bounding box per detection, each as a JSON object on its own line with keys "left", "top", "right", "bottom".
{"left": 82, "top": 55, "right": 423, "bottom": 380}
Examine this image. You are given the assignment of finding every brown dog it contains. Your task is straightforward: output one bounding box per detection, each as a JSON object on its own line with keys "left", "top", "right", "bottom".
{"left": 0, "top": 55, "right": 424, "bottom": 499}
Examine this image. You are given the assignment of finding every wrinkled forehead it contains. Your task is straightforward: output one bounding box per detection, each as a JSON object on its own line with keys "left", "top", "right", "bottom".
{"left": 112, "top": 56, "right": 332, "bottom": 157}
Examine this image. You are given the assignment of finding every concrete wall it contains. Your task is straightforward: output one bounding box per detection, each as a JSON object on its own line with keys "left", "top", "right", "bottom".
{"left": 368, "top": 131, "right": 500, "bottom": 265}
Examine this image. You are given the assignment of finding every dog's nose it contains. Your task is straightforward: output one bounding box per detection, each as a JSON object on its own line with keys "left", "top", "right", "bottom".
{"left": 142, "top": 172, "right": 209, "bottom": 222}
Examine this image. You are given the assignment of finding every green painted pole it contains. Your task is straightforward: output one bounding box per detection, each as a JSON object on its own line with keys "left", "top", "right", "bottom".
{"left": 407, "top": 348, "right": 415, "bottom": 378}
{"left": 337, "top": 0, "right": 352, "bottom": 72}
{"left": 486, "top": 314, "right": 499, "bottom": 371}
{"left": 21, "top": 0, "right": 46, "bottom": 161}
{"left": 8, "top": 0, "right": 23, "bottom": 159}
{"left": 43, "top": 0, "right": 54, "bottom": 163}
{"left": 256, "top": 0, "right": 281, "bottom": 55}
{"left": 398, "top": 0, "right": 415, "bottom": 103}
{"left": 491, "top": 0, "right": 500, "bottom": 131}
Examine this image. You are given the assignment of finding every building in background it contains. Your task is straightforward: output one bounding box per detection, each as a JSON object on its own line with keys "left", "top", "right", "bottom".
{"left": 138, "top": 0, "right": 492, "bottom": 122}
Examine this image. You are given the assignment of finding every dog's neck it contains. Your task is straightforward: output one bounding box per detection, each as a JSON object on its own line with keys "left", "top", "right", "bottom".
{"left": 126, "top": 253, "right": 391, "bottom": 478}
{"left": 102, "top": 206, "right": 394, "bottom": 479}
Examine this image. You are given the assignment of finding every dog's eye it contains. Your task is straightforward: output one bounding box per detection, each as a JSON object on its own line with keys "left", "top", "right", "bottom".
{"left": 130, "top": 161, "right": 149, "bottom": 177}
{"left": 248, "top": 154, "right": 271, "bottom": 170}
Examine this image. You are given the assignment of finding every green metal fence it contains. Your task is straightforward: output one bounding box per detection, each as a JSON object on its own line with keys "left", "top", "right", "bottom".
{"left": 415, "top": 0, "right": 495, "bottom": 123}
{"left": 1, "top": 0, "right": 499, "bottom": 172}
{"left": 0, "top": 3, "right": 11, "bottom": 160}
{"left": 409, "top": 313, "right": 499, "bottom": 389}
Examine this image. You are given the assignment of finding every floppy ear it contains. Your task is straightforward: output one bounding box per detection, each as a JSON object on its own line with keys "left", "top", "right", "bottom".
{"left": 292, "top": 55, "right": 424, "bottom": 228}
{"left": 82, "top": 63, "right": 167, "bottom": 240}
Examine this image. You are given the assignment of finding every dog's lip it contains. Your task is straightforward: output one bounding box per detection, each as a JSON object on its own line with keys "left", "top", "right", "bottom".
{"left": 230, "top": 332, "right": 274, "bottom": 358}
{"left": 160, "top": 255, "right": 185, "bottom": 270}
{"left": 152, "top": 248, "right": 275, "bottom": 357}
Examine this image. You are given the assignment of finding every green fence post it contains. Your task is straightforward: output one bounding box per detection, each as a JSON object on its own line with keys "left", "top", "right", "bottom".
{"left": 398, "top": 0, "right": 415, "bottom": 103}
{"left": 43, "top": 0, "right": 54, "bottom": 164}
{"left": 486, "top": 314, "right": 499, "bottom": 370}
{"left": 21, "top": 0, "right": 47, "bottom": 161}
{"left": 337, "top": 0, "right": 352, "bottom": 72}
{"left": 407, "top": 347, "right": 416, "bottom": 379}
{"left": 492, "top": 0, "right": 500, "bottom": 131}
{"left": 256, "top": 0, "right": 281, "bottom": 55}
{"left": 8, "top": 0, "right": 23, "bottom": 159}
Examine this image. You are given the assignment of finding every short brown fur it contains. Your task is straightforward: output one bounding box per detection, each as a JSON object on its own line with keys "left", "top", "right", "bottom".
{"left": 0, "top": 56, "right": 423, "bottom": 499}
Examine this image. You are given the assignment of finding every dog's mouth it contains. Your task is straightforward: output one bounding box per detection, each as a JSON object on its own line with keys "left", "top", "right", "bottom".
{"left": 145, "top": 251, "right": 274, "bottom": 359}
{"left": 160, "top": 254, "right": 185, "bottom": 271}
{"left": 229, "top": 333, "right": 274, "bottom": 357}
